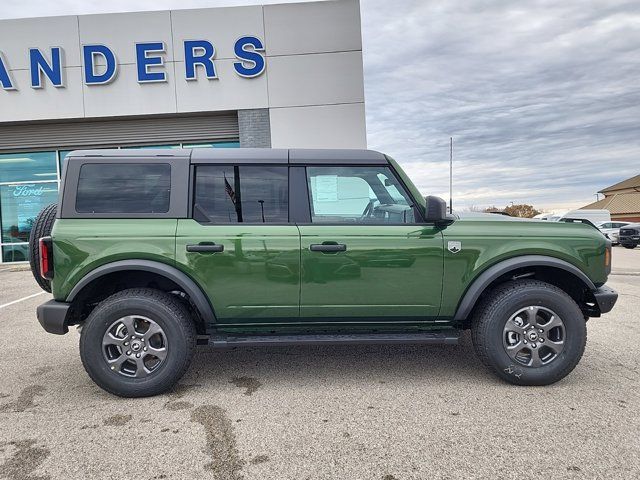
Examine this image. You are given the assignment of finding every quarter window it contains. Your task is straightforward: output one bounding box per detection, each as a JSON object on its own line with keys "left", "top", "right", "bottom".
{"left": 76, "top": 163, "right": 171, "bottom": 214}
{"left": 306, "top": 166, "right": 417, "bottom": 224}
{"left": 194, "top": 165, "right": 288, "bottom": 223}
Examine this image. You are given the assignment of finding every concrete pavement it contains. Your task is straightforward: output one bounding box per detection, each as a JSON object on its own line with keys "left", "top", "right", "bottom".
{"left": 0, "top": 248, "right": 638, "bottom": 479}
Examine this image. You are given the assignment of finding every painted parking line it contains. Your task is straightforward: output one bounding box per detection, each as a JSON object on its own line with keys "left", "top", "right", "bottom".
{"left": 0, "top": 291, "right": 47, "bottom": 309}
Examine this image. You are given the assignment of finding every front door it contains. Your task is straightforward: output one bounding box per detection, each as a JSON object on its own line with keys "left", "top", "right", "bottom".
{"left": 298, "top": 165, "right": 444, "bottom": 322}
{"left": 175, "top": 164, "right": 300, "bottom": 324}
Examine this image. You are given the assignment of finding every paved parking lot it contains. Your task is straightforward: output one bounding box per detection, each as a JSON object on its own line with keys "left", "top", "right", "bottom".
{"left": 0, "top": 248, "right": 639, "bottom": 479}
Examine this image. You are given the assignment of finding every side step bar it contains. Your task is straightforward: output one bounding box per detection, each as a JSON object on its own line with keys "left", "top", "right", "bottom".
{"left": 201, "top": 330, "right": 460, "bottom": 349}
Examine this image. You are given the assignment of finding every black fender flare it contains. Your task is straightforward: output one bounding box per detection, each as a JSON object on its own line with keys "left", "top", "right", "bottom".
{"left": 453, "top": 255, "right": 596, "bottom": 321}
{"left": 66, "top": 259, "right": 216, "bottom": 324}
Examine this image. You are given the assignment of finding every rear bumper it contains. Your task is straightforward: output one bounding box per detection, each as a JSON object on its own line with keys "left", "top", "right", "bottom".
{"left": 592, "top": 285, "right": 618, "bottom": 314}
{"left": 36, "top": 300, "right": 70, "bottom": 335}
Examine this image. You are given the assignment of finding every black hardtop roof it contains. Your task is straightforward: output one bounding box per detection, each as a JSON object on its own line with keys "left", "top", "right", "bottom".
{"left": 66, "top": 148, "right": 388, "bottom": 165}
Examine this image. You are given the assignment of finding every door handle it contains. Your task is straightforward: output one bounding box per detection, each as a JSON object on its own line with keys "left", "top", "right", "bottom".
{"left": 186, "top": 243, "right": 224, "bottom": 253}
{"left": 309, "top": 243, "right": 347, "bottom": 253}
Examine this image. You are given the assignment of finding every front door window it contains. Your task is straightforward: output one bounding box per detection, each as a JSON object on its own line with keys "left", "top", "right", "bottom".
{"left": 306, "top": 166, "right": 417, "bottom": 224}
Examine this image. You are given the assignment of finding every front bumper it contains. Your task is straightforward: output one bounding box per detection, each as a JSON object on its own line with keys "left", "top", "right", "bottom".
{"left": 592, "top": 285, "right": 618, "bottom": 314}
{"left": 36, "top": 300, "right": 71, "bottom": 335}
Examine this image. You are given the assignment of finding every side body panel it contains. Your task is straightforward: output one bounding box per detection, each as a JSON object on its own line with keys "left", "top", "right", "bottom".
{"left": 175, "top": 220, "right": 301, "bottom": 322}
{"left": 298, "top": 225, "right": 444, "bottom": 320}
{"left": 439, "top": 218, "right": 608, "bottom": 319}
{"left": 51, "top": 219, "right": 178, "bottom": 301}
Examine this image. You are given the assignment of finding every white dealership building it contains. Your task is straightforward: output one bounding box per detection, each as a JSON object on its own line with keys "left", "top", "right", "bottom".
{"left": 0, "top": 0, "right": 366, "bottom": 263}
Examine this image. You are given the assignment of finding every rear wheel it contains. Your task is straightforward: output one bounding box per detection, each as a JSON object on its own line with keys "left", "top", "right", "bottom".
{"left": 28, "top": 203, "right": 57, "bottom": 292}
{"left": 471, "top": 280, "right": 586, "bottom": 386}
{"left": 80, "top": 288, "right": 196, "bottom": 397}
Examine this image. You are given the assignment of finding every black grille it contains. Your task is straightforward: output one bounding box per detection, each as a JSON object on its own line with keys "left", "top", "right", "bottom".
{"left": 620, "top": 228, "right": 638, "bottom": 235}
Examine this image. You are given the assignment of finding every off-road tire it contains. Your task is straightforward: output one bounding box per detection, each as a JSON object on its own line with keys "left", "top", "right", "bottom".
{"left": 28, "top": 203, "right": 57, "bottom": 292}
{"left": 471, "top": 280, "right": 587, "bottom": 386}
{"left": 80, "top": 288, "right": 197, "bottom": 398}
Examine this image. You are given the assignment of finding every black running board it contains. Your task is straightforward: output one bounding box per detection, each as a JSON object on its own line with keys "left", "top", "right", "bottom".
{"left": 203, "top": 330, "right": 460, "bottom": 348}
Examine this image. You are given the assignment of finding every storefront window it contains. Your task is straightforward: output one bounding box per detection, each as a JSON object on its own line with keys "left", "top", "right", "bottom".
{"left": 124, "top": 145, "right": 182, "bottom": 149}
{"left": 0, "top": 152, "right": 57, "bottom": 184}
{"left": 0, "top": 182, "right": 59, "bottom": 244}
{"left": 2, "top": 244, "right": 30, "bottom": 263}
{"left": 184, "top": 142, "right": 240, "bottom": 148}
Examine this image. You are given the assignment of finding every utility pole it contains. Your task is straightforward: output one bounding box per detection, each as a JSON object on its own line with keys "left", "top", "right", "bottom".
{"left": 449, "top": 137, "right": 453, "bottom": 214}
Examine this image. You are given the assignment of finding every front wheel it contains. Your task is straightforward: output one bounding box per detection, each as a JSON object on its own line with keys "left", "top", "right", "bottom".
{"left": 622, "top": 243, "right": 637, "bottom": 249}
{"left": 471, "top": 280, "right": 586, "bottom": 386}
{"left": 80, "top": 288, "right": 196, "bottom": 397}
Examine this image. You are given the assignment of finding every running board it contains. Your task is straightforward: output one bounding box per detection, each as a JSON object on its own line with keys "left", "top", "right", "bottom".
{"left": 204, "top": 330, "right": 460, "bottom": 349}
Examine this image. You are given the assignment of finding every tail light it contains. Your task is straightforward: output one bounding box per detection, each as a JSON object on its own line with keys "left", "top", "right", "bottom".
{"left": 39, "top": 236, "right": 54, "bottom": 280}
{"left": 604, "top": 242, "right": 612, "bottom": 275}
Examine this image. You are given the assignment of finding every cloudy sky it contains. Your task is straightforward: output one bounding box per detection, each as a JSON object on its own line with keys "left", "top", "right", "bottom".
{"left": 1, "top": 0, "right": 638, "bottom": 212}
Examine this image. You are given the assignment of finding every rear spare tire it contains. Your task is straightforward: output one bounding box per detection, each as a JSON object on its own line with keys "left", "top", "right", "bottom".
{"left": 28, "top": 203, "right": 57, "bottom": 292}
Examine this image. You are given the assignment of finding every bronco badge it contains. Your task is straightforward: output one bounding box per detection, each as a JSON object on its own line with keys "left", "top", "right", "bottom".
{"left": 447, "top": 241, "right": 462, "bottom": 253}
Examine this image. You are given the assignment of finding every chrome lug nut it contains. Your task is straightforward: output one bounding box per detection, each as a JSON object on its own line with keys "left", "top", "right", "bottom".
{"left": 538, "top": 329, "right": 543, "bottom": 333}
{"left": 143, "top": 347, "right": 148, "bottom": 352}
{"left": 531, "top": 343, "right": 537, "bottom": 348}
{"left": 124, "top": 341, "right": 129, "bottom": 346}
{"left": 126, "top": 350, "right": 131, "bottom": 355}
{"left": 539, "top": 338, "right": 544, "bottom": 343}
{"left": 135, "top": 353, "right": 141, "bottom": 358}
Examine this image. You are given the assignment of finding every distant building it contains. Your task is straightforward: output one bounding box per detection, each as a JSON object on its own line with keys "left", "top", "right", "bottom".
{"left": 581, "top": 175, "right": 640, "bottom": 222}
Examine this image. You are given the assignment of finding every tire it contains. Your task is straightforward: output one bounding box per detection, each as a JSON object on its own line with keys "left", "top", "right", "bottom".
{"left": 471, "top": 280, "right": 586, "bottom": 386}
{"left": 622, "top": 243, "right": 637, "bottom": 249}
{"left": 28, "top": 203, "right": 57, "bottom": 292}
{"left": 80, "top": 288, "right": 197, "bottom": 398}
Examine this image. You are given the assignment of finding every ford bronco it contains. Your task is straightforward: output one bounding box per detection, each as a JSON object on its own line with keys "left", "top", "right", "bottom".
{"left": 32, "top": 148, "right": 618, "bottom": 397}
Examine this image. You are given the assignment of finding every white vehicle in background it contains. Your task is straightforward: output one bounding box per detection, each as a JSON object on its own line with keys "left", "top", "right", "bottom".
{"left": 596, "top": 221, "right": 632, "bottom": 245}
{"left": 539, "top": 209, "right": 610, "bottom": 224}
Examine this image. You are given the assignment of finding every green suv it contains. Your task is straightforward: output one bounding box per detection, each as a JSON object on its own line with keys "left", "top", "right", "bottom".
{"left": 32, "top": 148, "right": 618, "bottom": 397}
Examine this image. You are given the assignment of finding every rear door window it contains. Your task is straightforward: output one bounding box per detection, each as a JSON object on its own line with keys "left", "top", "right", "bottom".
{"left": 76, "top": 163, "right": 171, "bottom": 213}
{"left": 194, "top": 165, "right": 289, "bottom": 223}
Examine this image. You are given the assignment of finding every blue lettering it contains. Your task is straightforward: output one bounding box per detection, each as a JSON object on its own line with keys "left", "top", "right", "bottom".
{"left": 184, "top": 40, "right": 217, "bottom": 81}
{"left": 30, "top": 47, "right": 64, "bottom": 88}
{"left": 83, "top": 45, "right": 117, "bottom": 85}
{"left": 233, "top": 36, "right": 265, "bottom": 78}
{"left": 136, "top": 42, "right": 166, "bottom": 83}
{"left": 0, "top": 52, "right": 15, "bottom": 90}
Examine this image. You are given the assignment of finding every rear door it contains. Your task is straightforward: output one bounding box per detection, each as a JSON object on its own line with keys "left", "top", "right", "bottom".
{"left": 175, "top": 161, "right": 300, "bottom": 324}
{"left": 296, "top": 163, "right": 444, "bottom": 322}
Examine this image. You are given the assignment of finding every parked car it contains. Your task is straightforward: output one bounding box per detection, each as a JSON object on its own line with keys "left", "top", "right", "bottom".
{"left": 596, "top": 221, "right": 631, "bottom": 245}
{"left": 557, "top": 209, "right": 611, "bottom": 225}
{"left": 32, "top": 148, "right": 617, "bottom": 397}
{"left": 619, "top": 224, "right": 640, "bottom": 249}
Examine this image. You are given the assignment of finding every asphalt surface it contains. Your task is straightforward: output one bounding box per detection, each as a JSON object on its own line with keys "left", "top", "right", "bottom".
{"left": 0, "top": 248, "right": 639, "bottom": 479}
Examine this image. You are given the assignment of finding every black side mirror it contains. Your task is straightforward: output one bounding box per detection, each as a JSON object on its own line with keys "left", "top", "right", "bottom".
{"left": 424, "top": 196, "right": 455, "bottom": 226}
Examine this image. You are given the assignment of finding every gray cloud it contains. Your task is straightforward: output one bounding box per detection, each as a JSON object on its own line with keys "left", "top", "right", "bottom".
{"left": 362, "top": 0, "right": 640, "bottom": 210}
{"left": 1, "top": 0, "right": 638, "bottom": 211}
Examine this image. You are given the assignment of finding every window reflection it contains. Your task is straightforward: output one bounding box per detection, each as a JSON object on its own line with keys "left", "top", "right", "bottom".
{"left": 0, "top": 152, "right": 57, "bottom": 183}
{"left": 0, "top": 183, "right": 59, "bottom": 244}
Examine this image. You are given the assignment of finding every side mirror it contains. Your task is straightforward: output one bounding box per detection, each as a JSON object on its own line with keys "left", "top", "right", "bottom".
{"left": 424, "top": 195, "right": 455, "bottom": 226}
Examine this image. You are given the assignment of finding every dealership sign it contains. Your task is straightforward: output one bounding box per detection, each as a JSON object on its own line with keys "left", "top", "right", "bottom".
{"left": 0, "top": 36, "right": 265, "bottom": 90}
